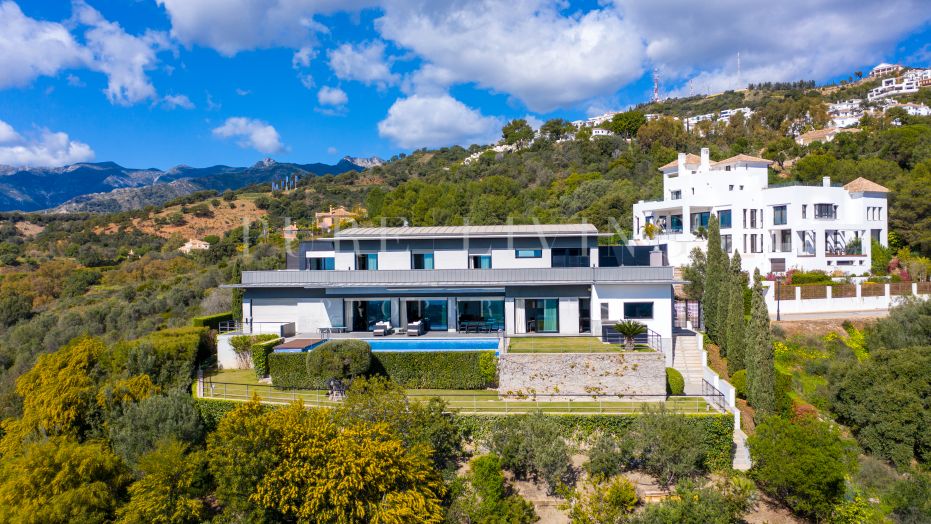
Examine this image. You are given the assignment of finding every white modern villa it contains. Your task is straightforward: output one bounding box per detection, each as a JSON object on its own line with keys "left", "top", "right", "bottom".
{"left": 631, "top": 149, "right": 889, "bottom": 275}
{"left": 232, "top": 224, "right": 678, "bottom": 350}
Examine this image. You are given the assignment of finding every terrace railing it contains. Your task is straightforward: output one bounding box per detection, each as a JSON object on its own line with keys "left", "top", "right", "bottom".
{"left": 198, "top": 379, "right": 717, "bottom": 415}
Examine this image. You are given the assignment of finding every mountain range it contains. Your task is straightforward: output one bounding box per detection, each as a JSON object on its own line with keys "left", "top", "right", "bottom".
{"left": 0, "top": 156, "right": 383, "bottom": 213}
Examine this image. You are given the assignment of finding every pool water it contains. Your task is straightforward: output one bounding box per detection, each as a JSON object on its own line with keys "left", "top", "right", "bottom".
{"left": 367, "top": 338, "right": 500, "bottom": 352}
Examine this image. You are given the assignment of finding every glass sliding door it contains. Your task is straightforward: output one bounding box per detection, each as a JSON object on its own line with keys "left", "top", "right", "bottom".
{"left": 457, "top": 299, "right": 505, "bottom": 332}
{"left": 404, "top": 299, "right": 448, "bottom": 331}
{"left": 525, "top": 299, "right": 559, "bottom": 333}
{"left": 351, "top": 300, "right": 391, "bottom": 331}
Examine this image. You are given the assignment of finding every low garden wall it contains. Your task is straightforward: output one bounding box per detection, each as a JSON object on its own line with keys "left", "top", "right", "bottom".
{"left": 497, "top": 352, "right": 666, "bottom": 400}
{"left": 762, "top": 281, "right": 931, "bottom": 317}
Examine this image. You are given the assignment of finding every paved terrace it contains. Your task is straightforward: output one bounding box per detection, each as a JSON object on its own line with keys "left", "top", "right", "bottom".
{"left": 235, "top": 266, "right": 676, "bottom": 288}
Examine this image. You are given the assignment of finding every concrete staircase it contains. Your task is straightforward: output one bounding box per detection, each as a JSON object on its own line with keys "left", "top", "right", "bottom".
{"left": 672, "top": 330, "right": 704, "bottom": 395}
{"left": 732, "top": 428, "right": 752, "bottom": 471}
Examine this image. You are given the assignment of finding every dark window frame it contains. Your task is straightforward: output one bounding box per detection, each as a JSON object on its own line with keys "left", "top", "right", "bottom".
{"left": 623, "top": 302, "right": 654, "bottom": 320}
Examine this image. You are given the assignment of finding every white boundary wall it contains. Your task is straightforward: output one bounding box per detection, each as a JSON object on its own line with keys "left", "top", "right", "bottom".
{"left": 761, "top": 281, "right": 930, "bottom": 318}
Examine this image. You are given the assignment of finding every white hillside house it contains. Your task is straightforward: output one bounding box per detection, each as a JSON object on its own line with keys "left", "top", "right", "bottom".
{"left": 631, "top": 148, "right": 889, "bottom": 275}
{"left": 868, "top": 76, "right": 920, "bottom": 101}
{"left": 869, "top": 63, "right": 903, "bottom": 77}
{"left": 827, "top": 99, "right": 863, "bottom": 128}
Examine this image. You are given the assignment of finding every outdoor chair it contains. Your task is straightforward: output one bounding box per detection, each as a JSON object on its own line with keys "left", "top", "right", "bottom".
{"left": 406, "top": 320, "right": 425, "bottom": 336}
{"left": 373, "top": 321, "right": 393, "bottom": 336}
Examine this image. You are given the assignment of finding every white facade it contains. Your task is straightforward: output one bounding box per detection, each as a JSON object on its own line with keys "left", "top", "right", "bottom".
{"left": 869, "top": 63, "right": 903, "bottom": 77}
{"left": 827, "top": 99, "right": 863, "bottom": 128}
{"left": 631, "top": 148, "right": 889, "bottom": 275}
{"left": 685, "top": 107, "right": 753, "bottom": 127}
{"left": 868, "top": 76, "right": 919, "bottom": 101}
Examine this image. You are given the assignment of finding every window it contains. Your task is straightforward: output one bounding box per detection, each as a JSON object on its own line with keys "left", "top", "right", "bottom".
{"left": 600, "top": 302, "right": 610, "bottom": 321}
{"left": 729, "top": 184, "right": 734, "bottom": 191}
{"left": 802, "top": 204, "right": 807, "bottom": 219}
{"left": 624, "top": 302, "right": 654, "bottom": 319}
{"left": 814, "top": 203, "right": 837, "bottom": 219}
{"left": 718, "top": 209, "right": 732, "bottom": 229}
{"left": 525, "top": 299, "right": 559, "bottom": 333}
{"left": 750, "top": 234, "right": 763, "bottom": 253}
{"left": 750, "top": 209, "right": 758, "bottom": 228}
{"left": 670, "top": 214, "right": 683, "bottom": 233}
{"left": 722, "top": 234, "right": 733, "bottom": 253}
{"left": 356, "top": 253, "right": 378, "bottom": 270}
{"left": 405, "top": 299, "right": 447, "bottom": 330}
{"left": 579, "top": 298, "right": 591, "bottom": 333}
{"left": 551, "top": 248, "right": 589, "bottom": 268}
{"left": 307, "top": 257, "right": 335, "bottom": 270}
{"left": 690, "top": 211, "right": 710, "bottom": 231}
{"left": 411, "top": 252, "right": 434, "bottom": 269}
{"left": 670, "top": 190, "right": 682, "bottom": 200}
{"left": 458, "top": 299, "right": 505, "bottom": 331}
{"left": 470, "top": 255, "right": 492, "bottom": 269}
{"left": 742, "top": 209, "right": 747, "bottom": 228}
{"left": 515, "top": 249, "right": 542, "bottom": 258}
{"left": 351, "top": 300, "right": 390, "bottom": 331}
{"left": 773, "top": 205, "right": 787, "bottom": 226}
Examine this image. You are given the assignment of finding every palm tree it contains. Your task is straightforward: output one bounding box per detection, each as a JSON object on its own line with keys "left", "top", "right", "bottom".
{"left": 614, "top": 320, "right": 647, "bottom": 351}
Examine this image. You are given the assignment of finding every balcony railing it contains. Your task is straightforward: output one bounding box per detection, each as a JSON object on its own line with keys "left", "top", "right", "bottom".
{"left": 239, "top": 266, "right": 675, "bottom": 287}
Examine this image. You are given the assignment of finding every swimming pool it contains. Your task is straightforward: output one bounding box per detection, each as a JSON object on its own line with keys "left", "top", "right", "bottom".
{"left": 367, "top": 338, "right": 500, "bottom": 352}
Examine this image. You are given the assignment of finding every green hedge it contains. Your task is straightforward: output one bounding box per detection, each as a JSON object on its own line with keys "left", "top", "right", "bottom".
{"left": 730, "top": 369, "right": 747, "bottom": 399}
{"left": 268, "top": 350, "right": 496, "bottom": 389}
{"left": 191, "top": 311, "right": 233, "bottom": 330}
{"left": 665, "top": 368, "right": 685, "bottom": 395}
{"left": 251, "top": 337, "right": 282, "bottom": 377}
{"left": 456, "top": 413, "right": 734, "bottom": 471}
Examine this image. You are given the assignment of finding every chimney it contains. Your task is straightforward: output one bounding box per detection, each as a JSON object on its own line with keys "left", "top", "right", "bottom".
{"left": 649, "top": 245, "right": 665, "bottom": 267}
{"left": 677, "top": 152, "right": 686, "bottom": 172}
{"left": 700, "top": 147, "right": 710, "bottom": 169}
{"left": 822, "top": 176, "right": 831, "bottom": 187}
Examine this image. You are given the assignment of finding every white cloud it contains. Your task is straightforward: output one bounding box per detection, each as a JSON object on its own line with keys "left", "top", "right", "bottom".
{"left": 328, "top": 40, "right": 398, "bottom": 88}
{"left": 212, "top": 117, "right": 284, "bottom": 153}
{"left": 156, "top": 0, "right": 374, "bottom": 56}
{"left": 74, "top": 1, "right": 170, "bottom": 106}
{"left": 0, "top": 1, "right": 89, "bottom": 88}
{"left": 162, "top": 93, "right": 195, "bottom": 109}
{"left": 235, "top": 88, "right": 250, "bottom": 96}
{"left": 0, "top": 119, "right": 94, "bottom": 167}
{"left": 378, "top": 93, "right": 502, "bottom": 149}
{"left": 317, "top": 86, "right": 348, "bottom": 106}
{"left": 377, "top": 0, "right": 644, "bottom": 112}
{"left": 66, "top": 73, "right": 85, "bottom": 87}
{"left": 523, "top": 115, "right": 543, "bottom": 131}
{"left": 292, "top": 46, "right": 316, "bottom": 68}
{"left": 617, "top": 0, "right": 931, "bottom": 96}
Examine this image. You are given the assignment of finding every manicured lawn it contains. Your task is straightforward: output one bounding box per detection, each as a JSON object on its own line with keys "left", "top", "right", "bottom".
{"left": 206, "top": 368, "right": 261, "bottom": 385}
{"left": 508, "top": 336, "right": 651, "bottom": 353}
{"left": 198, "top": 375, "right": 714, "bottom": 414}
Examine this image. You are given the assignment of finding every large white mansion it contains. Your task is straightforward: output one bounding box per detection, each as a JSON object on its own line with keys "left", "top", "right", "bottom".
{"left": 631, "top": 149, "right": 889, "bottom": 275}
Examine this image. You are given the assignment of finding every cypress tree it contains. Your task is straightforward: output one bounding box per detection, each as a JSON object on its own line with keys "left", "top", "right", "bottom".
{"left": 725, "top": 252, "right": 747, "bottom": 373}
{"left": 746, "top": 269, "right": 775, "bottom": 414}
{"left": 701, "top": 215, "right": 724, "bottom": 343}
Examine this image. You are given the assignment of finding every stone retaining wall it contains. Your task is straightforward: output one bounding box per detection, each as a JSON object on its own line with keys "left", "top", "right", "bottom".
{"left": 498, "top": 352, "right": 666, "bottom": 400}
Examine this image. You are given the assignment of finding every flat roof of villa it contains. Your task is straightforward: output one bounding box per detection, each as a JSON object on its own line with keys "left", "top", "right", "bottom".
{"left": 334, "top": 224, "right": 603, "bottom": 239}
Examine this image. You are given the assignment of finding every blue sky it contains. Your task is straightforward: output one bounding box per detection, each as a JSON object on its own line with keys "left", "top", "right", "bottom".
{"left": 1, "top": 0, "right": 930, "bottom": 169}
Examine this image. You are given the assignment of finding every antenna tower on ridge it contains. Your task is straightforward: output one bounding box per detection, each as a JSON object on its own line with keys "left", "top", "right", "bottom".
{"left": 652, "top": 68, "right": 660, "bottom": 102}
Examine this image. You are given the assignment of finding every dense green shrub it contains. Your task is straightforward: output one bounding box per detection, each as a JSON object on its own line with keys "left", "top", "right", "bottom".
{"left": 108, "top": 390, "right": 205, "bottom": 465}
{"left": 113, "top": 326, "right": 208, "bottom": 388}
{"left": 635, "top": 407, "right": 708, "bottom": 487}
{"left": 788, "top": 270, "right": 833, "bottom": 285}
{"left": 191, "top": 312, "right": 233, "bottom": 330}
{"left": 373, "top": 351, "right": 493, "bottom": 389}
{"left": 269, "top": 350, "right": 494, "bottom": 389}
{"left": 665, "top": 368, "right": 684, "bottom": 395}
{"left": 831, "top": 346, "right": 931, "bottom": 467}
{"left": 250, "top": 336, "right": 281, "bottom": 378}
{"left": 446, "top": 454, "right": 538, "bottom": 523}
{"left": 478, "top": 352, "right": 498, "bottom": 387}
{"left": 628, "top": 478, "right": 755, "bottom": 524}
{"left": 730, "top": 369, "right": 747, "bottom": 399}
{"left": 749, "top": 415, "right": 856, "bottom": 520}
{"left": 585, "top": 433, "right": 635, "bottom": 479}
{"left": 485, "top": 412, "right": 573, "bottom": 494}
{"left": 306, "top": 340, "right": 372, "bottom": 381}
{"left": 458, "top": 414, "right": 733, "bottom": 471}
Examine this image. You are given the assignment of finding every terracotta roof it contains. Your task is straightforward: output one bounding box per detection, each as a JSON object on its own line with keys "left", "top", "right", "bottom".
{"left": 712, "top": 154, "right": 773, "bottom": 167}
{"left": 798, "top": 128, "right": 838, "bottom": 142}
{"left": 844, "top": 177, "right": 890, "bottom": 193}
{"left": 660, "top": 154, "right": 701, "bottom": 170}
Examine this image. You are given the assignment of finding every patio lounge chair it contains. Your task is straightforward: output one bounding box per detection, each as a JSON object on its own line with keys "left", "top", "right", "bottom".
{"left": 373, "top": 321, "right": 393, "bottom": 336}
{"left": 406, "top": 320, "right": 425, "bottom": 336}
